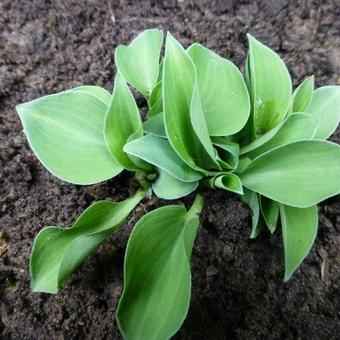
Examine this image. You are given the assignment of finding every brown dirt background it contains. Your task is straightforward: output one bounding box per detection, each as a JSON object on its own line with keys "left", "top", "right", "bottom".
{"left": 1, "top": 0, "right": 339, "bottom": 339}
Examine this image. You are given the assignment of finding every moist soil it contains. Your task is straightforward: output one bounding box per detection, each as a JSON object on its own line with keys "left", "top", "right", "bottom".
{"left": 1, "top": 1, "right": 340, "bottom": 339}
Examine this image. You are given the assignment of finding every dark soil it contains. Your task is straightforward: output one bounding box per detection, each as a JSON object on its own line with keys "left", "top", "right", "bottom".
{"left": 1, "top": 0, "right": 339, "bottom": 339}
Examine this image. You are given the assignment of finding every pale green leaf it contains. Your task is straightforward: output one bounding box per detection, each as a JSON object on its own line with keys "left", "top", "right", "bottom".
{"left": 292, "top": 76, "right": 314, "bottom": 113}
{"left": 143, "top": 112, "right": 166, "bottom": 138}
{"left": 117, "top": 196, "right": 203, "bottom": 340}
{"left": 240, "top": 140, "right": 340, "bottom": 207}
{"left": 247, "top": 34, "right": 292, "bottom": 135}
{"left": 260, "top": 196, "right": 279, "bottom": 233}
{"left": 305, "top": 86, "right": 340, "bottom": 139}
{"left": 16, "top": 91, "right": 122, "bottom": 185}
{"left": 163, "top": 33, "right": 219, "bottom": 172}
{"left": 152, "top": 168, "right": 198, "bottom": 199}
{"left": 115, "top": 29, "right": 163, "bottom": 97}
{"left": 147, "top": 81, "right": 163, "bottom": 117}
{"left": 188, "top": 43, "right": 250, "bottom": 136}
{"left": 279, "top": 204, "right": 318, "bottom": 281}
{"left": 124, "top": 134, "right": 202, "bottom": 182}
{"left": 104, "top": 73, "right": 143, "bottom": 170}
{"left": 30, "top": 189, "right": 146, "bottom": 293}
{"left": 70, "top": 85, "right": 111, "bottom": 106}
{"left": 240, "top": 113, "right": 320, "bottom": 158}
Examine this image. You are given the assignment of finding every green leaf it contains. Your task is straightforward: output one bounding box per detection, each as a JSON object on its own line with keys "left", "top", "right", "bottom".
{"left": 117, "top": 195, "right": 203, "bottom": 340}
{"left": 16, "top": 91, "right": 122, "bottom": 185}
{"left": 188, "top": 43, "right": 250, "bottom": 136}
{"left": 152, "top": 168, "right": 198, "bottom": 199}
{"left": 247, "top": 34, "right": 292, "bottom": 135}
{"left": 147, "top": 81, "right": 163, "bottom": 117}
{"left": 279, "top": 204, "right": 318, "bottom": 281}
{"left": 212, "top": 137, "right": 239, "bottom": 170}
{"left": 305, "top": 86, "right": 340, "bottom": 139}
{"left": 240, "top": 140, "right": 340, "bottom": 207}
{"left": 143, "top": 112, "right": 167, "bottom": 138}
{"left": 163, "top": 33, "right": 219, "bottom": 172}
{"left": 115, "top": 29, "right": 164, "bottom": 97}
{"left": 260, "top": 196, "right": 279, "bottom": 233}
{"left": 240, "top": 113, "right": 320, "bottom": 158}
{"left": 70, "top": 85, "right": 112, "bottom": 106}
{"left": 241, "top": 189, "right": 263, "bottom": 238}
{"left": 124, "top": 134, "right": 202, "bottom": 182}
{"left": 212, "top": 173, "right": 243, "bottom": 195}
{"left": 104, "top": 73, "right": 143, "bottom": 170}
{"left": 291, "top": 76, "right": 314, "bottom": 113}
{"left": 30, "top": 189, "right": 146, "bottom": 293}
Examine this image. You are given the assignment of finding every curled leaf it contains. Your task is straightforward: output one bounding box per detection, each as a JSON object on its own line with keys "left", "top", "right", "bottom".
{"left": 30, "top": 189, "right": 146, "bottom": 293}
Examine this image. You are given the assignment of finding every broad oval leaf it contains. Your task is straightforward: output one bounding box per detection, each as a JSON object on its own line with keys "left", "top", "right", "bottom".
{"left": 117, "top": 197, "right": 203, "bottom": 340}
{"left": 152, "top": 168, "right": 198, "bottom": 199}
{"left": 279, "top": 204, "right": 318, "bottom": 281}
{"left": 247, "top": 34, "right": 292, "bottom": 135}
{"left": 70, "top": 85, "right": 111, "bottom": 106}
{"left": 240, "top": 113, "right": 320, "bottom": 158}
{"left": 16, "top": 91, "right": 122, "bottom": 185}
{"left": 240, "top": 140, "right": 340, "bottom": 207}
{"left": 104, "top": 73, "right": 143, "bottom": 170}
{"left": 305, "top": 86, "right": 340, "bottom": 139}
{"left": 115, "top": 29, "right": 164, "bottom": 97}
{"left": 30, "top": 189, "right": 146, "bottom": 293}
{"left": 124, "top": 134, "right": 202, "bottom": 182}
{"left": 188, "top": 43, "right": 250, "bottom": 136}
{"left": 163, "top": 33, "right": 219, "bottom": 172}
{"left": 291, "top": 76, "right": 314, "bottom": 113}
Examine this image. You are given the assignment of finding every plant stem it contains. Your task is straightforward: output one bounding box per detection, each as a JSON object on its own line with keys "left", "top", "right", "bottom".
{"left": 188, "top": 193, "right": 204, "bottom": 217}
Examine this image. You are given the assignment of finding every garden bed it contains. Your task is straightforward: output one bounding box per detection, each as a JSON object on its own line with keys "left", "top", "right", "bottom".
{"left": 1, "top": 0, "right": 339, "bottom": 338}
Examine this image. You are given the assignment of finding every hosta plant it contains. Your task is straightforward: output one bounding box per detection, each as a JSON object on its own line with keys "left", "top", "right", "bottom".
{"left": 16, "top": 29, "right": 340, "bottom": 339}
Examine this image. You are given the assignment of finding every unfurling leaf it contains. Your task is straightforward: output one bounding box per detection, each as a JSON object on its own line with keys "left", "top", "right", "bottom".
{"left": 188, "top": 43, "right": 250, "bottom": 136}
{"left": 16, "top": 91, "right": 122, "bottom": 185}
{"left": 212, "top": 173, "right": 243, "bottom": 195}
{"left": 247, "top": 34, "right": 292, "bottom": 135}
{"left": 280, "top": 204, "right": 318, "bottom": 281}
{"left": 291, "top": 76, "right": 314, "bottom": 113}
{"left": 30, "top": 189, "right": 146, "bottom": 293}
{"left": 305, "top": 86, "right": 340, "bottom": 139}
{"left": 240, "top": 140, "right": 340, "bottom": 207}
{"left": 104, "top": 73, "right": 143, "bottom": 170}
{"left": 117, "top": 196, "right": 203, "bottom": 340}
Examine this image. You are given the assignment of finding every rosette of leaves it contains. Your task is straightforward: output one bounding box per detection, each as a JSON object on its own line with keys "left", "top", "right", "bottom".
{"left": 16, "top": 29, "right": 340, "bottom": 339}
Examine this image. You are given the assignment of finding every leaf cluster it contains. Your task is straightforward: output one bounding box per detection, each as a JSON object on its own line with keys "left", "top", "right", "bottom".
{"left": 16, "top": 29, "right": 340, "bottom": 339}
